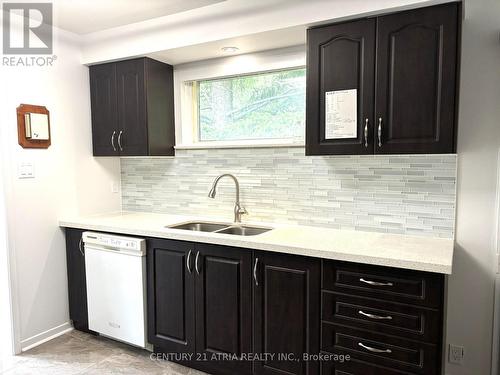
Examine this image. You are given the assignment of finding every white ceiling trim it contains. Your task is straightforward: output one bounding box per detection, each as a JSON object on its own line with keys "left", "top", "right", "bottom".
{"left": 52, "top": 0, "right": 226, "bottom": 35}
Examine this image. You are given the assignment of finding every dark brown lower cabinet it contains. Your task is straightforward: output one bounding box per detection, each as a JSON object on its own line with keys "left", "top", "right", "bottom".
{"left": 321, "top": 354, "right": 414, "bottom": 375}
{"left": 321, "top": 260, "right": 444, "bottom": 375}
{"left": 148, "top": 239, "right": 253, "bottom": 375}
{"left": 64, "top": 231, "right": 444, "bottom": 375}
{"left": 253, "top": 251, "right": 321, "bottom": 375}
{"left": 194, "top": 243, "right": 253, "bottom": 375}
{"left": 147, "top": 239, "right": 196, "bottom": 357}
{"left": 322, "top": 323, "right": 439, "bottom": 375}
{"left": 65, "top": 228, "right": 92, "bottom": 333}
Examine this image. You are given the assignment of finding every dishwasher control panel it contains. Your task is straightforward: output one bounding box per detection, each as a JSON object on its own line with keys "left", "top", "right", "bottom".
{"left": 82, "top": 232, "right": 146, "bottom": 254}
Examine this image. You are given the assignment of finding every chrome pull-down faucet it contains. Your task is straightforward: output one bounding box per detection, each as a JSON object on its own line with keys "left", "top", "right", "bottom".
{"left": 208, "top": 174, "right": 248, "bottom": 223}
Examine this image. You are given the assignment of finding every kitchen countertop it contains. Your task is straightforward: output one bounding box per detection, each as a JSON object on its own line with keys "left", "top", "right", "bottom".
{"left": 59, "top": 211, "right": 454, "bottom": 274}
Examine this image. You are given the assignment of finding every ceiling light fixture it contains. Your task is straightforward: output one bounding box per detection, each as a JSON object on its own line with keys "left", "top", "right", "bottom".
{"left": 221, "top": 46, "right": 239, "bottom": 53}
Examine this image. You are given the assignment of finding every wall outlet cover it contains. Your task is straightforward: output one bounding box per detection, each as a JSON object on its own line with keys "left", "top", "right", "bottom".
{"left": 17, "top": 161, "right": 35, "bottom": 179}
{"left": 449, "top": 344, "right": 464, "bottom": 365}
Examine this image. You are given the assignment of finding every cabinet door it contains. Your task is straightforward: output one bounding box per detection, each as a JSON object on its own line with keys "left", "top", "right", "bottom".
{"left": 147, "top": 239, "right": 196, "bottom": 356}
{"left": 253, "top": 252, "right": 320, "bottom": 375}
{"left": 89, "top": 63, "right": 119, "bottom": 156}
{"left": 116, "top": 58, "right": 148, "bottom": 156}
{"left": 194, "top": 244, "right": 253, "bottom": 375}
{"left": 375, "top": 3, "right": 459, "bottom": 154}
{"left": 306, "top": 19, "right": 375, "bottom": 155}
{"left": 65, "top": 228, "right": 91, "bottom": 332}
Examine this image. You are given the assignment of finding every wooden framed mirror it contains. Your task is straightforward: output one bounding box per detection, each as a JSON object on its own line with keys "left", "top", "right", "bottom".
{"left": 17, "top": 104, "right": 51, "bottom": 149}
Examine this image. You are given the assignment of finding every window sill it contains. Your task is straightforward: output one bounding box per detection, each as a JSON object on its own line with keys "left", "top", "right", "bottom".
{"left": 175, "top": 141, "right": 305, "bottom": 150}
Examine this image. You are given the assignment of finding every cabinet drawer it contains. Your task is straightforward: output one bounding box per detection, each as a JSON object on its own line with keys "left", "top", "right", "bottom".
{"left": 322, "top": 261, "right": 444, "bottom": 308}
{"left": 322, "top": 292, "right": 441, "bottom": 343}
{"left": 321, "top": 323, "right": 439, "bottom": 375}
{"left": 321, "top": 353, "right": 416, "bottom": 375}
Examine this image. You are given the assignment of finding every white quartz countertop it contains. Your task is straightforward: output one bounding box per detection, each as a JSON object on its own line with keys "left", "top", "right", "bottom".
{"left": 59, "top": 211, "right": 454, "bottom": 274}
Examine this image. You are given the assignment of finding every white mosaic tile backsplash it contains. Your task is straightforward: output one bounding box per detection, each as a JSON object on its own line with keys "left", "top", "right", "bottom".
{"left": 121, "top": 147, "right": 457, "bottom": 238}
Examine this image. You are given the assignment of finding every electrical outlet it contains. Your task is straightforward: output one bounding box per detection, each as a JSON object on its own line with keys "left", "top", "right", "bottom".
{"left": 449, "top": 344, "right": 464, "bottom": 365}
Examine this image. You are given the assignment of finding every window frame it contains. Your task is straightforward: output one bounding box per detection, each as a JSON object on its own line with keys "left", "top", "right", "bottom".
{"left": 173, "top": 46, "right": 307, "bottom": 149}
{"left": 192, "top": 67, "right": 306, "bottom": 145}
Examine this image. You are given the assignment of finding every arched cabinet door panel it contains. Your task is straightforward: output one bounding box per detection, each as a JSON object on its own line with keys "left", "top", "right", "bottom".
{"left": 375, "top": 3, "right": 460, "bottom": 154}
{"left": 306, "top": 19, "right": 375, "bottom": 155}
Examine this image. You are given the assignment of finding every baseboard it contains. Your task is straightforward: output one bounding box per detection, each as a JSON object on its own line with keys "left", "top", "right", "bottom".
{"left": 21, "top": 321, "right": 73, "bottom": 352}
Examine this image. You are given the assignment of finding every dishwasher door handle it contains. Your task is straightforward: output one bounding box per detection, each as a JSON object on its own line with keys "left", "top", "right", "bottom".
{"left": 78, "top": 237, "right": 84, "bottom": 256}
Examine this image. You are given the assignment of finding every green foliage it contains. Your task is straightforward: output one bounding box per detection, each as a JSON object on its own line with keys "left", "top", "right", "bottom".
{"left": 198, "top": 68, "right": 305, "bottom": 141}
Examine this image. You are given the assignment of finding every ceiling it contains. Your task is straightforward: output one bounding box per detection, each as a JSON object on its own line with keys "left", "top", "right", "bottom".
{"left": 52, "top": 0, "right": 226, "bottom": 34}
{"left": 148, "top": 26, "right": 306, "bottom": 65}
{"left": 55, "top": 0, "right": 447, "bottom": 65}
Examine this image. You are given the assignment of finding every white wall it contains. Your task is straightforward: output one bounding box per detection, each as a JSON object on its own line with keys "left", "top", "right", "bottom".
{"left": 445, "top": 0, "right": 500, "bottom": 374}
{"left": 0, "top": 24, "right": 121, "bottom": 349}
{"left": 0, "top": 131, "right": 13, "bottom": 356}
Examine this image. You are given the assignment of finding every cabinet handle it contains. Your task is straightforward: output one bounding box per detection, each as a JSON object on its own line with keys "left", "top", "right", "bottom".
{"left": 111, "top": 131, "right": 117, "bottom": 151}
{"left": 359, "top": 278, "right": 393, "bottom": 287}
{"left": 186, "top": 250, "right": 192, "bottom": 274}
{"left": 377, "top": 117, "right": 382, "bottom": 147}
{"left": 253, "top": 258, "right": 259, "bottom": 286}
{"left": 364, "top": 119, "right": 369, "bottom": 148}
{"left": 359, "top": 310, "right": 393, "bottom": 320}
{"left": 358, "top": 342, "right": 392, "bottom": 354}
{"left": 195, "top": 251, "right": 200, "bottom": 275}
{"left": 78, "top": 237, "right": 84, "bottom": 257}
{"left": 117, "top": 130, "right": 123, "bottom": 151}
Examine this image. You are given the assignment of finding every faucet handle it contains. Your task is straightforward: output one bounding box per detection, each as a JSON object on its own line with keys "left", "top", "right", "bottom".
{"left": 234, "top": 203, "right": 248, "bottom": 223}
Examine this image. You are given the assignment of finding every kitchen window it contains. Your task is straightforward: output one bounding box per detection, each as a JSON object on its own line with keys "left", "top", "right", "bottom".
{"left": 190, "top": 67, "right": 306, "bottom": 144}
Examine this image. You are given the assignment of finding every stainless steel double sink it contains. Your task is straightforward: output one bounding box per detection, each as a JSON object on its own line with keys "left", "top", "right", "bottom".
{"left": 168, "top": 221, "right": 272, "bottom": 236}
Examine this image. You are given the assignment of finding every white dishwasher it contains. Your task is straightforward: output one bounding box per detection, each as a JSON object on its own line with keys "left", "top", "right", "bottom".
{"left": 83, "top": 232, "right": 148, "bottom": 348}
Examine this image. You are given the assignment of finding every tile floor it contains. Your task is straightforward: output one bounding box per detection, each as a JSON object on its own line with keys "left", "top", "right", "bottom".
{"left": 0, "top": 330, "right": 207, "bottom": 375}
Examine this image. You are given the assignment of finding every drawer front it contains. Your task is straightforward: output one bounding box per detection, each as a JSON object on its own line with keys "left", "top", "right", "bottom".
{"left": 321, "top": 323, "right": 439, "bottom": 375}
{"left": 321, "top": 354, "right": 416, "bottom": 375}
{"left": 322, "top": 261, "right": 444, "bottom": 308}
{"left": 322, "top": 292, "right": 441, "bottom": 343}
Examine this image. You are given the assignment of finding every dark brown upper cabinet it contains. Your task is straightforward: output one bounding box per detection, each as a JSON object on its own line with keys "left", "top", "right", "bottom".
{"left": 376, "top": 4, "right": 459, "bottom": 154}
{"left": 89, "top": 57, "right": 175, "bottom": 157}
{"left": 306, "top": 19, "right": 376, "bottom": 155}
{"left": 306, "top": 3, "right": 461, "bottom": 155}
{"left": 90, "top": 63, "right": 118, "bottom": 156}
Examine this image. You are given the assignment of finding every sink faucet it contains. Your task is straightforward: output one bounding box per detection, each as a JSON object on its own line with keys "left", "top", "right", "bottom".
{"left": 208, "top": 174, "right": 248, "bottom": 223}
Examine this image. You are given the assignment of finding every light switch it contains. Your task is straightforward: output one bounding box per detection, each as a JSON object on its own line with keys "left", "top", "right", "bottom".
{"left": 111, "top": 181, "right": 120, "bottom": 193}
{"left": 18, "top": 161, "right": 35, "bottom": 179}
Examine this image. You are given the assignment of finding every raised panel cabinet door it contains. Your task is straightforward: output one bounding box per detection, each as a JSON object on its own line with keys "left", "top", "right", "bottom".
{"left": 306, "top": 19, "right": 375, "bottom": 155}
{"left": 147, "top": 239, "right": 196, "bottom": 357}
{"left": 89, "top": 63, "right": 119, "bottom": 156}
{"left": 253, "top": 252, "right": 320, "bottom": 375}
{"left": 375, "top": 3, "right": 460, "bottom": 154}
{"left": 194, "top": 244, "right": 253, "bottom": 375}
{"left": 116, "top": 58, "right": 148, "bottom": 156}
{"left": 65, "top": 228, "right": 91, "bottom": 332}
